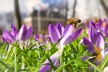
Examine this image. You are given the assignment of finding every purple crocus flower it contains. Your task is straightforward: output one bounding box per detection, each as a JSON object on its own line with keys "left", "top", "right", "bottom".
{"left": 82, "top": 34, "right": 108, "bottom": 65}
{"left": 1, "top": 24, "right": 18, "bottom": 43}
{"left": 81, "top": 23, "right": 108, "bottom": 65}
{"left": 18, "top": 25, "right": 33, "bottom": 42}
{"left": 85, "top": 19, "right": 107, "bottom": 33}
{"left": 49, "top": 22, "right": 82, "bottom": 48}
{"left": 83, "top": 27, "right": 104, "bottom": 55}
{"left": 39, "top": 22, "right": 82, "bottom": 71}
{"left": 2, "top": 30, "right": 16, "bottom": 43}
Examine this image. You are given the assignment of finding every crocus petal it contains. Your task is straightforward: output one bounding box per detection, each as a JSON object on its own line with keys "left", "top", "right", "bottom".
{"left": 2, "top": 30, "right": 16, "bottom": 43}
{"left": 40, "top": 34, "right": 46, "bottom": 43}
{"left": 52, "top": 60, "right": 58, "bottom": 72}
{"left": 5, "top": 38, "right": 13, "bottom": 43}
{"left": 96, "top": 35, "right": 104, "bottom": 57}
{"left": 105, "top": 42, "right": 108, "bottom": 45}
{"left": 71, "top": 28, "right": 82, "bottom": 40}
{"left": 1, "top": 36, "right": 6, "bottom": 42}
{"left": 48, "top": 24, "right": 60, "bottom": 43}
{"left": 24, "top": 27, "right": 33, "bottom": 41}
{"left": 1, "top": 24, "right": 17, "bottom": 43}
{"left": 56, "top": 22, "right": 64, "bottom": 36}
{"left": 2, "top": 36, "right": 11, "bottom": 43}
{"left": 39, "top": 64, "right": 50, "bottom": 72}
{"left": 103, "top": 66, "right": 108, "bottom": 72}
{"left": 11, "top": 24, "right": 17, "bottom": 35}
{"left": 89, "top": 21, "right": 96, "bottom": 29}
{"left": 18, "top": 25, "right": 27, "bottom": 41}
{"left": 11, "top": 24, "right": 17, "bottom": 31}
{"left": 2, "top": 30, "right": 7, "bottom": 38}
{"left": 61, "top": 25, "right": 74, "bottom": 45}
{"left": 63, "top": 24, "right": 74, "bottom": 37}
{"left": 95, "top": 19, "right": 102, "bottom": 29}
{"left": 104, "top": 24, "right": 108, "bottom": 38}
{"left": 34, "top": 34, "right": 39, "bottom": 41}
{"left": 101, "top": 19, "right": 107, "bottom": 31}
{"left": 54, "top": 60, "right": 58, "bottom": 67}
{"left": 5, "top": 30, "right": 16, "bottom": 41}
{"left": 103, "top": 19, "right": 107, "bottom": 23}
{"left": 105, "top": 48, "right": 108, "bottom": 55}
{"left": 84, "top": 22, "right": 90, "bottom": 28}
{"left": 83, "top": 37, "right": 94, "bottom": 53}
{"left": 81, "top": 56, "right": 89, "bottom": 60}
{"left": 63, "top": 28, "right": 82, "bottom": 45}
{"left": 88, "top": 27, "right": 97, "bottom": 44}
{"left": 39, "top": 52, "right": 59, "bottom": 72}
{"left": 88, "top": 66, "right": 94, "bottom": 69}
{"left": 46, "top": 35, "right": 52, "bottom": 42}
{"left": 96, "top": 35, "right": 104, "bottom": 50}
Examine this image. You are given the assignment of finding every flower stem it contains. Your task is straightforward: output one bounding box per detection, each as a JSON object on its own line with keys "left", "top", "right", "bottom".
{"left": 21, "top": 56, "right": 25, "bottom": 70}
{"left": 59, "top": 46, "right": 63, "bottom": 67}
{"left": 8, "top": 44, "right": 12, "bottom": 52}
{"left": 20, "top": 43, "right": 25, "bottom": 70}
{"left": 60, "top": 52, "right": 62, "bottom": 66}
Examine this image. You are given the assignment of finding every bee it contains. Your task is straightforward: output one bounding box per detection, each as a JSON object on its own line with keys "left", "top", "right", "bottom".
{"left": 89, "top": 53, "right": 99, "bottom": 64}
{"left": 67, "top": 18, "right": 81, "bottom": 28}
{"left": 88, "top": 46, "right": 102, "bottom": 65}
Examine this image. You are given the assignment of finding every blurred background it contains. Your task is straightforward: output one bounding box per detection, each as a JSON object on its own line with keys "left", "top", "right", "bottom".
{"left": 0, "top": 0, "right": 108, "bottom": 34}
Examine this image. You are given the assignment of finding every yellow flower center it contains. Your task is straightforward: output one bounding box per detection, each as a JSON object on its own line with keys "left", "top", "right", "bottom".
{"left": 102, "top": 22, "right": 106, "bottom": 27}
{"left": 39, "top": 38, "right": 43, "bottom": 42}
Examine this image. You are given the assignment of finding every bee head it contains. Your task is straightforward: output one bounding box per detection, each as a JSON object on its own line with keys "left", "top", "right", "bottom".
{"left": 78, "top": 19, "right": 81, "bottom": 23}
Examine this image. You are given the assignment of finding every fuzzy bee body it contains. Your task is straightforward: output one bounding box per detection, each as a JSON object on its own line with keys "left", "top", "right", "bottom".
{"left": 88, "top": 46, "right": 102, "bottom": 65}
{"left": 89, "top": 53, "right": 100, "bottom": 64}
{"left": 67, "top": 18, "right": 81, "bottom": 28}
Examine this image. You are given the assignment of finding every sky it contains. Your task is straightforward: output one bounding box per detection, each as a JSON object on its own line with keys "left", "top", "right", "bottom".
{"left": 0, "top": 0, "right": 14, "bottom": 13}
{"left": 0, "top": 0, "right": 49, "bottom": 14}
{"left": 0, "top": 0, "right": 66, "bottom": 14}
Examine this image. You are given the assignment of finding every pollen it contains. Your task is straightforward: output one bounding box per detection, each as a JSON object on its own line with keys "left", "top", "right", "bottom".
{"left": 102, "top": 22, "right": 106, "bottom": 27}
{"left": 39, "top": 38, "right": 43, "bottom": 42}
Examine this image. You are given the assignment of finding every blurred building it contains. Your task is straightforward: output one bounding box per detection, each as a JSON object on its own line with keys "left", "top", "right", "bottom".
{"left": 0, "top": 12, "right": 14, "bottom": 29}
{"left": 23, "top": 10, "right": 65, "bottom": 34}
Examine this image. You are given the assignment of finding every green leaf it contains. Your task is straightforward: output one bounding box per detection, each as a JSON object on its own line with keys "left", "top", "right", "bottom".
{"left": 0, "top": 43, "right": 6, "bottom": 50}
{"left": 0, "top": 59, "right": 14, "bottom": 72}
{"left": 14, "top": 47, "right": 17, "bottom": 72}
{"left": 101, "top": 55, "right": 108, "bottom": 70}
